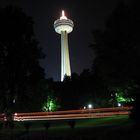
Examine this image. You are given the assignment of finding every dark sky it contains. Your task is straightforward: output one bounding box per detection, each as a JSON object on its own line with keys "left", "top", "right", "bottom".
{"left": 0, "top": 0, "right": 118, "bottom": 81}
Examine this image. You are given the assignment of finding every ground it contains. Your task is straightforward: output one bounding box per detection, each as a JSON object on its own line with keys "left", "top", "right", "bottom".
{"left": 0, "top": 115, "right": 140, "bottom": 140}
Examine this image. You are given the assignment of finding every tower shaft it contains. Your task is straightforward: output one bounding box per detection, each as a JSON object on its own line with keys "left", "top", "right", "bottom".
{"left": 61, "top": 31, "right": 71, "bottom": 81}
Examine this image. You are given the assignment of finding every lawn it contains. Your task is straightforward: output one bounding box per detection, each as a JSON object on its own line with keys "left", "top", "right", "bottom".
{"left": 0, "top": 115, "right": 139, "bottom": 140}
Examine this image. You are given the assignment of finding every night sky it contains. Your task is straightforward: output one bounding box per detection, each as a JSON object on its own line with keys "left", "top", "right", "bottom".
{"left": 0, "top": 0, "right": 118, "bottom": 81}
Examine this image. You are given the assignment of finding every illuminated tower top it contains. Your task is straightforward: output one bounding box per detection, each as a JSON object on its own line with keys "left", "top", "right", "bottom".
{"left": 54, "top": 10, "right": 74, "bottom": 34}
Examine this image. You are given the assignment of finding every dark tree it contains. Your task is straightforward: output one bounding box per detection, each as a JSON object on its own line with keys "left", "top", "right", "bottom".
{"left": 90, "top": 0, "right": 140, "bottom": 98}
{"left": 129, "top": 86, "right": 140, "bottom": 126}
{"left": 53, "top": 71, "right": 99, "bottom": 110}
{"left": 90, "top": 0, "right": 140, "bottom": 122}
{"left": 0, "top": 6, "right": 45, "bottom": 113}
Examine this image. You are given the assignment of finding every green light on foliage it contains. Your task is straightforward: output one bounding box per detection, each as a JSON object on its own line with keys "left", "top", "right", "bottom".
{"left": 48, "top": 100, "right": 53, "bottom": 111}
{"left": 116, "top": 94, "right": 134, "bottom": 103}
{"left": 42, "top": 95, "right": 60, "bottom": 112}
{"left": 117, "top": 96, "right": 126, "bottom": 102}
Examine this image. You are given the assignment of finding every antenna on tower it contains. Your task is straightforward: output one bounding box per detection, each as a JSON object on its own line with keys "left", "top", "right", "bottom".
{"left": 60, "top": 10, "right": 67, "bottom": 20}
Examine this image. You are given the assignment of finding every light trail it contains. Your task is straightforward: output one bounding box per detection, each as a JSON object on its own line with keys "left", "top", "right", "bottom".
{"left": 0, "top": 106, "right": 132, "bottom": 122}
{"left": 14, "top": 111, "right": 130, "bottom": 121}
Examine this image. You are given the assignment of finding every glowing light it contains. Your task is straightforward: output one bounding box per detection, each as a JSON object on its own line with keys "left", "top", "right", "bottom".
{"left": 118, "top": 103, "right": 121, "bottom": 107}
{"left": 13, "top": 99, "right": 16, "bottom": 103}
{"left": 88, "top": 104, "right": 93, "bottom": 109}
{"left": 83, "top": 106, "right": 86, "bottom": 109}
{"left": 60, "top": 10, "right": 67, "bottom": 20}
{"left": 14, "top": 113, "right": 17, "bottom": 116}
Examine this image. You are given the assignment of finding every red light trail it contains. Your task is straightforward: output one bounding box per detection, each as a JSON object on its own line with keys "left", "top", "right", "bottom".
{"left": 0, "top": 106, "right": 132, "bottom": 122}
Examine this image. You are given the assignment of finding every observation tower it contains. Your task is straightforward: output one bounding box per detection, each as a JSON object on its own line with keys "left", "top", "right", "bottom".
{"left": 54, "top": 10, "right": 74, "bottom": 81}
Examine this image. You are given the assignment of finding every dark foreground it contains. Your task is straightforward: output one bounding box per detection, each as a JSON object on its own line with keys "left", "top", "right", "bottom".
{"left": 0, "top": 116, "right": 140, "bottom": 140}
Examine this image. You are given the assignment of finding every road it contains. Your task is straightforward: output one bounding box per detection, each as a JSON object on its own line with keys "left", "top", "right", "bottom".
{"left": 0, "top": 106, "right": 132, "bottom": 121}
